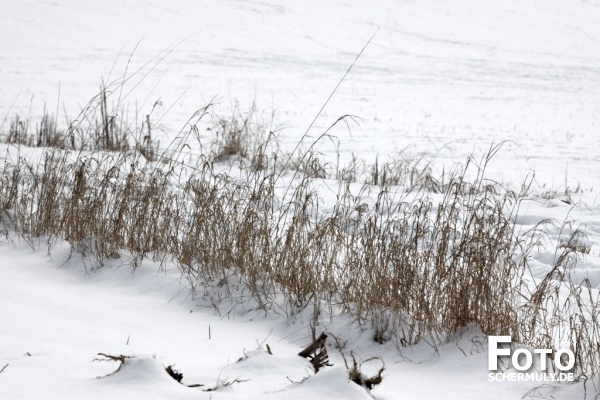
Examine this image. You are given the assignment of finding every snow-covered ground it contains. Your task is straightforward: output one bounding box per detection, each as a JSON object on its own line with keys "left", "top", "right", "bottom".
{"left": 0, "top": 239, "right": 589, "bottom": 400}
{"left": 3, "top": 0, "right": 600, "bottom": 185}
{"left": 1, "top": 0, "right": 600, "bottom": 398}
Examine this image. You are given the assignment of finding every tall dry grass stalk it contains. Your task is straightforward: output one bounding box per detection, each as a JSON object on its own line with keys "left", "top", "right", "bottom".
{"left": 1, "top": 87, "right": 598, "bottom": 388}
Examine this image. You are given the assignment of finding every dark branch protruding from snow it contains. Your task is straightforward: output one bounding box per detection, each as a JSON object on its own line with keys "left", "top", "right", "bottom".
{"left": 298, "top": 332, "right": 332, "bottom": 372}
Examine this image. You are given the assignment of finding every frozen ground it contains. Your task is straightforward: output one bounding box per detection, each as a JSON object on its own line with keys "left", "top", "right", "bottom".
{"left": 1, "top": 0, "right": 600, "bottom": 398}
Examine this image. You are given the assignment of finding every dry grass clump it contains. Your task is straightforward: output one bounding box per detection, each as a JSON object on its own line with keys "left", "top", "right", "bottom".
{"left": 2, "top": 111, "right": 64, "bottom": 148}
{"left": 518, "top": 225, "right": 600, "bottom": 383}
{"left": 1, "top": 93, "right": 599, "bottom": 387}
{"left": 367, "top": 151, "right": 438, "bottom": 192}
{"left": 0, "top": 83, "right": 156, "bottom": 154}
{"left": 335, "top": 150, "right": 528, "bottom": 344}
{"left": 0, "top": 148, "right": 180, "bottom": 267}
{"left": 0, "top": 132, "right": 535, "bottom": 340}
{"left": 285, "top": 149, "right": 330, "bottom": 179}
{"left": 210, "top": 102, "right": 277, "bottom": 170}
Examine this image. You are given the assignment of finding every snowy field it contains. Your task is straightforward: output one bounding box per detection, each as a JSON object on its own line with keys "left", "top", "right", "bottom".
{"left": 1, "top": 0, "right": 600, "bottom": 399}
{"left": 3, "top": 0, "right": 600, "bottom": 185}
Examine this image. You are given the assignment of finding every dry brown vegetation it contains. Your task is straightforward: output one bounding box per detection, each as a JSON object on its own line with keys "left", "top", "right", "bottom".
{"left": 1, "top": 85, "right": 599, "bottom": 390}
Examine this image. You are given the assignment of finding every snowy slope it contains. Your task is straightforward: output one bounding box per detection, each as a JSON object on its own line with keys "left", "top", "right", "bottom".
{"left": 0, "top": 239, "right": 588, "bottom": 400}
{"left": 1, "top": 0, "right": 600, "bottom": 399}
{"left": 2, "top": 0, "right": 599, "bottom": 185}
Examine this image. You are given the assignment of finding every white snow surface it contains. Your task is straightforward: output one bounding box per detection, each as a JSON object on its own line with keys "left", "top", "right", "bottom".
{"left": 2, "top": 0, "right": 600, "bottom": 184}
{"left": 1, "top": 0, "right": 600, "bottom": 399}
{"left": 0, "top": 239, "right": 590, "bottom": 400}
